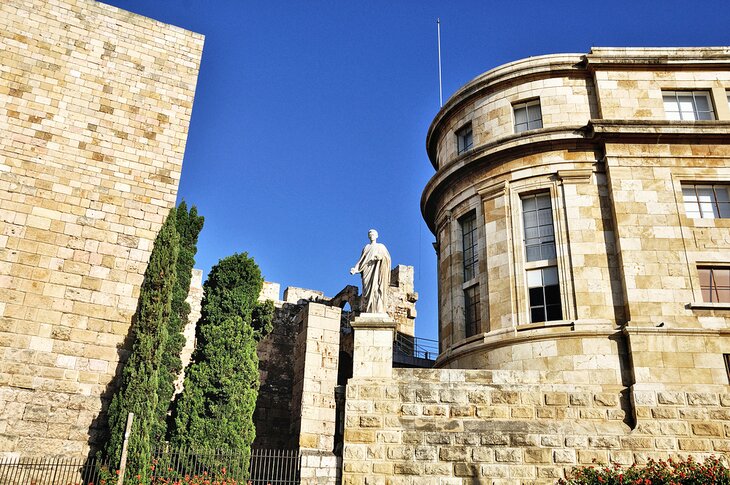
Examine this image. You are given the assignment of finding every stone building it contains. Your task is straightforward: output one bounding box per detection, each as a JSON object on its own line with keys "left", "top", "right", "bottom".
{"left": 0, "top": 0, "right": 203, "bottom": 457}
{"left": 340, "top": 47, "right": 730, "bottom": 484}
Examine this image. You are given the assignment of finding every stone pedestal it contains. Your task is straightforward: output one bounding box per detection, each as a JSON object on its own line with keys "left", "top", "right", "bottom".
{"left": 350, "top": 314, "right": 396, "bottom": 379}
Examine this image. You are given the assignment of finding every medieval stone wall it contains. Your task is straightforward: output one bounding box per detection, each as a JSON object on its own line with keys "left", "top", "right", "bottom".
{"left": 0, "top": 0, "right": 203, "bottom": 456}
{"left": 343, "top": 368, "right": 730, "bottom": 484}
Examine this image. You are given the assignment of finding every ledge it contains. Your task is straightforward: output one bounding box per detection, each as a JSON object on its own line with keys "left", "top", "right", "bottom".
{"left": 688, "top": 302, "right": 730, "bottom": 311}
{"left": 589, "top": 119, "right": 730, "bottom": 140}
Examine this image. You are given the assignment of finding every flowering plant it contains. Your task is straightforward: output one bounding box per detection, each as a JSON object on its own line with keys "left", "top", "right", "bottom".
{"left": 559, "top": 456, "right": 730, "bottom": 485}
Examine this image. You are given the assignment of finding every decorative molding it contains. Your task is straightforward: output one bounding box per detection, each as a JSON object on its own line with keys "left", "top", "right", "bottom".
{"left": 557, "top": 169, "right": 592, "bottom": 184}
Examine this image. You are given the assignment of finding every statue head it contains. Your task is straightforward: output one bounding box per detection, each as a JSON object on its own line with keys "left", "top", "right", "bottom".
{"left": 368, "top": 229, "right": 378, "bottom": 242}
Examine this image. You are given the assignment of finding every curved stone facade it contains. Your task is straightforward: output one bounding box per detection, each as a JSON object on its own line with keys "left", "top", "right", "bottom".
{"left": 422, "top": 48, "right": 730, "bottom": 387}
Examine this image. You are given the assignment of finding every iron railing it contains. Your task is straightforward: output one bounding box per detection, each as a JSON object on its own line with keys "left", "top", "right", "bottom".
{"left": 394, "top": 333, "right": 438, "bottom": 361}
{"left": 0, "top": 455, "right": 111, "bottom": 485}
{"left": 0, "top": 448, "right": 301, "bottom": 485}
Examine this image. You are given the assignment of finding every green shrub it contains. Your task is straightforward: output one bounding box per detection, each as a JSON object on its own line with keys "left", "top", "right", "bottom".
{"left": 559, "top": 456, "right": 730, "bottom": 485}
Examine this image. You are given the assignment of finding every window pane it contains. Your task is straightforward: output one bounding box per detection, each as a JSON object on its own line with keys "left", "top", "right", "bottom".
{"left": 694, "top": 94, "right": 710, "bottom": 112}
{"left": 541, "top": 243, "right": 556, "bottom": 260}
{"left": 718, "top": 288, "right": 730, "bottom": 304}
{"left": 522, "top": 196, "right": 537, "bottom": 211}
{"left": 543, "top": 266, "right": 559, "bottom": 285}
{"left": 719, "top": 202, "right": 730, "bottom": 219}
{"left": 698, "top": 268, "right": 711, "bottom": 287}
{"left": 526, "top": 269, "right": 542, "bottom": 288}
{"left": 536, "top": 194, "right": 551, "bottom": 209}
{"left": 545, "top": 284, "right": 560, "bottom": 303}
{"left": 546, "top": 303, "right": 563, "bottom": 321}
{"left": 529, "top": 287, "right": 544, "bottom": 306}
{"left": 666, "top": 110, "right": 682, "bottom": 121}
{"left": 531, "top": 307, "right": 544, "bottom": 323}
{"left": 715, "top": 269, "right": 730, "bottom": 287}
{"left": 527, "top": 104, "right": 542, "bottom": 122}
{"left": 525, "top": 246, "right": 541, "bottom": 262}
{"left": 514, "top": 107, "right": 527, "bottom": 124}
{"left": 697, "top": 110, "right": 714, "bottom": 120}
{"left": 531, "top": 118, "right": 543, "bottom": 129}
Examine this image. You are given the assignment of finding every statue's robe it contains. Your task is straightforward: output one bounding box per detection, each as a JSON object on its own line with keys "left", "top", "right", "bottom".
{"left": 353, "top": 242, "right": 391, "bottom": 314}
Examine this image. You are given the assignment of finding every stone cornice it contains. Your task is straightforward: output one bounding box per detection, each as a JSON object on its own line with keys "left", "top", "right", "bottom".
{"left": 588, "top": 119, "right": 730, "bottom": 143}
{"left": 586, "top": 47, "right": 730, "bottom": 70}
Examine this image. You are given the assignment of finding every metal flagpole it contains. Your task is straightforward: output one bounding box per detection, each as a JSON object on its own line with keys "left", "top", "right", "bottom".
{"left": 437, "top": 18, "right": 443, "bottom": 108}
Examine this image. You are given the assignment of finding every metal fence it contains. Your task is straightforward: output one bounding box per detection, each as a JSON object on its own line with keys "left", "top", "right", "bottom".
{"left": 0, "top": 448, "right": 301, "bottom": 485}
{"left": 0, "top": 456, "right": 111, "bottom": 485}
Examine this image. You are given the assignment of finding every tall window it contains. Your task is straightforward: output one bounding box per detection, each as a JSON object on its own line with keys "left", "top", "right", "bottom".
{"left": 521, "top": 193, "right": 562, "bottom": 322}
{"left": 456, "top": 124, "right": 473, "bottom": 154}
{"left": 460, "top": 211, "right": 479, "bottom": 337}
{"left": 514, "top": 99, "right": 542, "bottom": 133}
{"left": 522, "top": 193, "right": 556, "bottom": 262}
{"left": 682, "top": 183, "right": 730, "bottom": 219}
{"left": 699, "top": 267, "right": 730, "bottom": 303}
{"left": 461, "top": 212, "right": 478, "bottom": 281}
{"left": 663, "top": 91, "right": 715, "bottom": 120}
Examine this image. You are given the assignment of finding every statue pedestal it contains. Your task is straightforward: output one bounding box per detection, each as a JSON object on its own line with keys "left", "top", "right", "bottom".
{"left": 350, "top": 314, "right": 396, "bottom": 379}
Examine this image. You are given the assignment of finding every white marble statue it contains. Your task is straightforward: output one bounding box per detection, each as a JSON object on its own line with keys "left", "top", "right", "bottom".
{"left": 350, "top": 229, "right": 391, "bottom": 314}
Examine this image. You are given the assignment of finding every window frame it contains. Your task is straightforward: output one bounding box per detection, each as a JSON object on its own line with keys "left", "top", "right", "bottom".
{"left": 513, "top": 99, "right": 543, "bottom": 133}
{"left": 519, "top": 191, "right": 563, "bottom": 324}
{"left": 698, "top": 266, "right": 730, "bottom": 304}
{"left": 453, "top": 205, "right": 484, "bottom": 338}
{"left": 662, "top": 90, "right": 715, "bottom": 121}
{"left": 456, "top": 123, "right": 473, "bottom": 155}
{"left": 682, "top": 183, "right": 730, "bottom": 219}
{"left": 460, "top": 211, "right": 479, "bottom": 282}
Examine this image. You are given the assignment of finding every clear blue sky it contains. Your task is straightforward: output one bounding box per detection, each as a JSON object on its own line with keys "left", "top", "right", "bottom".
{"left": 104, "top": 0, "right": 730, "bottom": 342}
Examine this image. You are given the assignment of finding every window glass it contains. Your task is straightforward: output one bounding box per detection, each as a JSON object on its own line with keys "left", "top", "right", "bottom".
{"left": 527, "top": 267, "right": 562, "bottom": 322}
{"left": 682, "top": 183, "right": 730, "bottom": 219}
{"left": 698, "top": 267, "right": 730, "bottom": 303}
{"left": 522, "top": 193, "right": 556, "bottom": 262}
{"left": 514, "top": 100, "right": 542, "bottom": 132}
{"left": 663, "top": 91, "right": 715, "bottom": 120}
{"left": 456, "top": 124, "right": 473, "bottom": 154}
{"left": 464, "top": 285, "right": 480, "bottom": 337}
{"left": 460, "top": 212, "right": 478, "bottom": 281}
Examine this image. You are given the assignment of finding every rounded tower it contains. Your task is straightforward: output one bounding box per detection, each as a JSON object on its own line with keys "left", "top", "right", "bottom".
{"left": 422, "top": 48, "right": 730, "bottom": 387}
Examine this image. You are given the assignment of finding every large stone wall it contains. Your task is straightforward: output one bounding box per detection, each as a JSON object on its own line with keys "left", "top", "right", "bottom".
{"left": 0, "top": 0, "right": 203, "bottom": 456}
{"left": 343, "top": 368, "right": 730, "bottom": 484}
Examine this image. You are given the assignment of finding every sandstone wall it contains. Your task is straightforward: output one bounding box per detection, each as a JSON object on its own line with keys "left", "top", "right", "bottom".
{"left": 0, "top": 0, "right": 203, "bottom": 456}
{"left": 343, "top": 369, "right": 730, "bottom": 484}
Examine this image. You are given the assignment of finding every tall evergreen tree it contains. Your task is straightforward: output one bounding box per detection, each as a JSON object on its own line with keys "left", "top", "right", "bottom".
{"left": 103, "top": 209, "right": 180, "bottom": 480}
{"left": 170, "top": 253, "right": 273, "bottom": 465}
{"left": 155, "top": 202, "right": 204, "bottom": 441}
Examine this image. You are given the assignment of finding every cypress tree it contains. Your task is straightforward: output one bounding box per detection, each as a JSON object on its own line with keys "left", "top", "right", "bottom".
{"left": 170, "top": 253, "right": 273, "bottom": 468}
{"left": 155, "top": 202, "right": 204, "bottom": 441}
{"left": 103, "top": 209, "right": 180, "bottom": 480}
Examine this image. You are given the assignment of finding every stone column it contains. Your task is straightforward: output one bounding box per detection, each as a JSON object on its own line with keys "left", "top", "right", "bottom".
{"left": 291, "top": 303, "right": 341, "bottom": 485}
{"left": 350, "top": 314, "right": 396, "bottom": 378}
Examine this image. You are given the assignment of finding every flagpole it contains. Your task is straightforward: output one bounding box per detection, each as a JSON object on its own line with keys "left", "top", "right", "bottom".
{"left": 437, "top": 18, "right": 443, "bottom": 108}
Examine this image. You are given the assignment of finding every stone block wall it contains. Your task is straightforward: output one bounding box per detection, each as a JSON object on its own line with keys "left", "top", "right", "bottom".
{"left": 343, "top": 369, "right": 730, "bottom": 484}
{"left": 0, "top": 0, "right": 203, "bottom": 456}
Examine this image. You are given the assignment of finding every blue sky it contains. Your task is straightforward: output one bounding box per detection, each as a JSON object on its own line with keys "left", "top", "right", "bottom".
{"left": 104, "top": 0, "right": 730, "bottom": 342}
